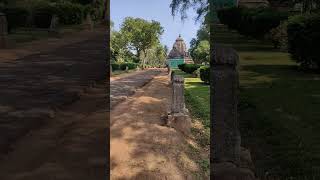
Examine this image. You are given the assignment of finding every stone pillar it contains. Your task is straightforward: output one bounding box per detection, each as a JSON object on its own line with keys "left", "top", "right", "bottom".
{"left": 211, "top": 44, "right": 240, "bottom": 165}
{"left": 171, "top": 76, "right": 185, "bottom": 113}
{"left": 211, "top": 45, "right": 255, "bottom": 180}
{"left": 167, "top": 75, "right": 191, "bottom": 135}
{"left": 49, "top": 15, "right": 59, "bottom": 36}
{"left": 0, "top": 13, "right": 8, "bottom": 49}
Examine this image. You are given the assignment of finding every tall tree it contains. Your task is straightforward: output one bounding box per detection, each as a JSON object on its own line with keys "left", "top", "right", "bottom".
{"left": 120, "top": 17, "right": 164, "bottom": 67}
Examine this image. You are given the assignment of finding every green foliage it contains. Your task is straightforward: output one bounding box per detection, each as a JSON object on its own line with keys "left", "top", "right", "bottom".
{"left": 111, "top": 62, "right": 137, "bottom": 71}
{"left": 0, "top": 6, "right": 29, "bottom": 32}
{"left": 217, "top": 7, "right": 288, "bottom": 38}
{"left": 32, "top": 2, "right": 56, "bottom": 28}
{"left": 120, "top": 17, "right": 164, "bottom": 61}
{"left": 189, "top": 25, "right": 210, "bottom": 64}
{"left": 111, "top": 17, "right": 165, "bottom": 67}
{"left": 55, "top": 1, "right": 85, "bottom": 25}
{"left": 178, "top": 63, "right": 200, "bottom": 74}
{"left": 287, "top": 13, "right": 320, "bottom": 70}
{"left": 192, "top": 40, "right": 210, "bottom": 64}
{"left": 111, "top": 63, "right": 120, "bottom": 71}
{"left": 269, "top": 21, "right": 288, "bottom": 51}
{"left": 199, "top": 66, "right": 210, "bottom": 84}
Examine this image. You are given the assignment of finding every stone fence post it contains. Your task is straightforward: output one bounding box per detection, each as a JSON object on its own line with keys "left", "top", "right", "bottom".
{"left": 0, "top": 13, "right": 8, "bottom": 49}
{"left": 171, "top": 76, "right": 185, "bottom": 113}
{"left": 211, "top": 45, "right": 255, "bottom": 180}
{"left": 167, "top": 75, "right": 191, "bottom": 135}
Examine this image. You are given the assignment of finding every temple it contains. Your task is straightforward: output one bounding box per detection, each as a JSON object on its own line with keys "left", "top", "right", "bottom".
{"left": 167, "top": 35, "right": 194, "bottom": 68}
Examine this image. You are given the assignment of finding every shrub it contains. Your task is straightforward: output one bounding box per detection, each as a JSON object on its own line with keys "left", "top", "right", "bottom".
{"left": 111, "top": 63, "right": 120, "bottom": 71}
{"left": 0, "top": 7, "right": 29, "bottom": 32}
{"left": 33, "top": 2, "right": 57, "bottom": 28}
{"left": 178, "top": 63, "right": 200, "bottom": 74}
{"left": 287, "top": 13, "right": 320, "bottom": 70}
{"left": 218, "top": 7, "right": 288, "bottom": 38}
{"left": 199, "top": 66, "right": 210, "bottom": 84}
{"left": 178, "top": 63, "right": 186, "bottom": 71}
{"left": 54, "top": 2, "right": 85, "bottom": 25}
{"left": 269, "top": 21, "right": 288, "bottom": 51}
{"left": 183, "top": 64, "right": 201, "bottom": 74}
{"left": 117, "top": 62, "right": 138, "bottom": 71}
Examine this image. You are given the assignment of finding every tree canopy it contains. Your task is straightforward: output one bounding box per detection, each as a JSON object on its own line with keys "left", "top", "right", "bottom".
{"left": 111, "top": 17, "right": 166, "bottom": 67}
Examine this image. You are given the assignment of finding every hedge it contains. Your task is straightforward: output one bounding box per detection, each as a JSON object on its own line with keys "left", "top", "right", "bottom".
{"left": 178, "top": 63, "right": 200, "bottom": 74}
{"left": 199, "top": 66, "right": 210, "bottom": 84}
{"left": 54, "top": 2, "right": 85, "bottom": 25}
{"left": 287, "top": 13, "right": 320, "bottom": 70}
{"left": 33, "top": 2, "right": 57, "bottom": 28}
{"left": 111, "top": 62, "right": 138, "bottom": 71}
{"left": 217, "top": 7, "right": 288, "bottom": 38}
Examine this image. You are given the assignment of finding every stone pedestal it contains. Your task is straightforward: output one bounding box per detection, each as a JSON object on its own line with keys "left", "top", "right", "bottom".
{"left": 167, "top": 75, "right": 191, "bottom": 135}
{"left": 0, "top": 13, "right": 8, "bottom": 49}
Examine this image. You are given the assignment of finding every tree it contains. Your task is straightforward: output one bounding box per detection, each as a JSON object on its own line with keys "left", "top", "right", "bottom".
{"left": 120, "top": 17, "right": 164, "bottom": 67}
{"left": 192, "top": 40, "right": 210, "bottom": 64}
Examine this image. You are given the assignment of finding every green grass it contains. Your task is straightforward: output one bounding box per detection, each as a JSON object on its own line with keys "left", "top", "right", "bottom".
{"left": 214, "top": 25, "right": 320, "bottom": 178}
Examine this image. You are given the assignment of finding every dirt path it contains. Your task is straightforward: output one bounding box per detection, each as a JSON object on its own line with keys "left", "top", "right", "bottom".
{"left": 0, "top": 82, "right": 108, "bottom": 180}
{"left": 110, "top": 71, "right": 203, "bottom": 180}
{"left": 110, "top": 69, "right": 161, "bottom": 109}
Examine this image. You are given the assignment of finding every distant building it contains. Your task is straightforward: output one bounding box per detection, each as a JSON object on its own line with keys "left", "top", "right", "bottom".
{"left": 167, "top": 35, "right": 194, "bottom": 68}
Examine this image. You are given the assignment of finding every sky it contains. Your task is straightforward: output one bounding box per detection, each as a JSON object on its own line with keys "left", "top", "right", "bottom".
{"left": 110, "top": 0, "right": 202, "bottom": 49}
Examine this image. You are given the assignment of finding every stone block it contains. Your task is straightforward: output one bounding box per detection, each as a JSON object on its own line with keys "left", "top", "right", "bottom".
{"left": 167, "top": 113, "right": 191, "bottom": 135}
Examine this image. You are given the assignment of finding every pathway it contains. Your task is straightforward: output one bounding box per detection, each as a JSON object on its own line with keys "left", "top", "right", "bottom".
{"left": 110, "top": 70, "right": 203, "bottom": 180}
{"left": 110, "top": 69, "right": 161, "bottom": 109}
{"left": 0, "top": 28, "right": 107, "bottom": 169}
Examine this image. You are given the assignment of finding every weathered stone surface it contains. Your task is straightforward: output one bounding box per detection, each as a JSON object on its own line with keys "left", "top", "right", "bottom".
{"left": 171, "top": 75, "right": 185, "bottom": 113}
{"left": 211, "top": 45, "right": 241, "bottom": 165}
{"left": 167, "top": 113, "right": 191, "bottom": 135}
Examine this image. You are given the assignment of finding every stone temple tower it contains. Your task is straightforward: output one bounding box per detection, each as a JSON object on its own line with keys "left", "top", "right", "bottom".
{"left": 167, "top": 35, "right": 194, "bottom": 68}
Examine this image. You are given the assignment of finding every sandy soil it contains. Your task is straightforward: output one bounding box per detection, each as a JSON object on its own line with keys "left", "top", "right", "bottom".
{"left": 110, "top": 71, "right": 203, "bottom": 180}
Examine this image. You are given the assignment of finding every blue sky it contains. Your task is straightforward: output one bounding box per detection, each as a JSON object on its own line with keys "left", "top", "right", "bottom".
{"left": 110, "top": 0, "right": 202, "bottom": 49}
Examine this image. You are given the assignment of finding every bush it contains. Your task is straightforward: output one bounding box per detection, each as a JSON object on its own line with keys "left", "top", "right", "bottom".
{"left": 287, "top": 13, "right": 320, "bottom": 70}
{"left": 114, "top": 62, "right": 138, "bottom": 71}
{"left": 269, "top": 21, "right": 288, "bottom": 51}
{"left": 178, "top": 63, "right": 186, "bottom": 71}
{"left": 178, "top": 63, "right": 200, "bottom": 74}
{"left": 199, "top": 66, "right": 210, "bottom": 84}
{"left": 33, "top": 3, "right": 57, "bottom": 28}
{"left": 54, "top": 2, "right": 85, "bottom": 25}
{"left": 0, "top": 7, "right": 29, "bottom": 32}
{"left": 111, "top": 63, "right": 120, "bottom": 71}
{"left": 218, "top": 7, "right": 288, "bottom": 38}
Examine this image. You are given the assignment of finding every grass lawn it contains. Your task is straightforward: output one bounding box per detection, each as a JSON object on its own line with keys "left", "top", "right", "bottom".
{"left": 214, "top": 24, "right": 320, "bottom": 178}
